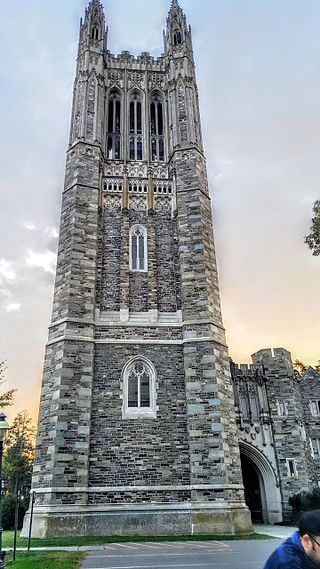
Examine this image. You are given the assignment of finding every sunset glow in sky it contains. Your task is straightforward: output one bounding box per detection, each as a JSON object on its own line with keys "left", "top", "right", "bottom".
{"left": 0, "top": 0, "right": 319, "bottom": 423}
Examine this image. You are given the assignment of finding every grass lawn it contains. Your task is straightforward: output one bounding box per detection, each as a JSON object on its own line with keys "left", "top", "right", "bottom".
{"left": 6, "top": 551, "right": 85, "bottom": 568}
{"left": 3, "top": 531, "right": 272, "bottom": 549}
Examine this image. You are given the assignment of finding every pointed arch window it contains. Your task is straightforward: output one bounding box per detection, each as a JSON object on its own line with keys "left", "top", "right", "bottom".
{"left": 150, "top": 93, "right": 165, "bottom": 162}
{"left": 91, "top": 26, "right": 99, "bottom": 41}
{"left": 240, "top": 396, "right": 249, "bottom": 418}
{"left": 107, "top": 89, "right": 122, "bottom": 160}
{"left": 122, "top": 357, "right": 157, "bottom": 419}
{"left": 128, "top": 92, "right": 143, "bottom": 161}
{"left": 130, "top": 225, "right": 147, "bottom": 272}
{"left": 173, "top": 29, "right": 182, "bottom": 46}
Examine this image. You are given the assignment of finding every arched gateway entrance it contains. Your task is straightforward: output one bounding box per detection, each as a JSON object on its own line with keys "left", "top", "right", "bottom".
{"left": 241, "top": 453, "right": 263, "bottom": 522}
{"left": 239, "top": 442, "right": 283, "bottom": 524}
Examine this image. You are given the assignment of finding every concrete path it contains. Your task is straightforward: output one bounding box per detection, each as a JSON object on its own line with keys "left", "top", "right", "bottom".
{"left": 80, "top": 539, "right": 280, "bottom": 569}
{"left": 254, "top": 524, "right": 297, "bottom": 539}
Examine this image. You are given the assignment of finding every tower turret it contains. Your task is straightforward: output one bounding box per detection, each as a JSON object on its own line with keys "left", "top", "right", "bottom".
{"left": 164, "top": 0, "right": 203, "bottom": 153}
{"left": 70, "top": 0, "right": 107, "bottom": 146}
{"left": 165, "top": 0, "right": 193, "bottom": 60}
{"left": 78, "top": 0, "right": 107, "bottom": 55}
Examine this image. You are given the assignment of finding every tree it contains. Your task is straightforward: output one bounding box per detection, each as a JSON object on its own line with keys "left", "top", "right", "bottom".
{"left": 293, "top": 359, "right": 307, "bottom": 377}
{"left": 1, "top": 411, "right": 35, "bottom": 530}
{"left": 3, "top": 411, "right": 36, "bottom": 500}
{"left": 305, "top": 199, "right": 320, "bottom": 256}
{"left": 0, "top": 360, "right": 16, "bottom": 408}
{"left": 316, "top": 361, "right": 320, "bottom": 374}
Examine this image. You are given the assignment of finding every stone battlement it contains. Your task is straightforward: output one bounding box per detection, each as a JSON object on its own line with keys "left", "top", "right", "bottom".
{"left": 230, "top": 361, "right": 263, "bottom": 377}
{"left": 106, "top": 50, "right": 165, "bottom": 71}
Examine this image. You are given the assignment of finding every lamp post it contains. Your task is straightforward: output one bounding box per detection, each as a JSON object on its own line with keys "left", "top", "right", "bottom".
{"left": 0, "top": 413, "right": 9, "bottom": 569}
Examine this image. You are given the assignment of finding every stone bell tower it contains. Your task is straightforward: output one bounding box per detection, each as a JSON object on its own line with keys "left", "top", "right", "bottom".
{"left": 24, "top": 0, "right": 252, "bottom": 537}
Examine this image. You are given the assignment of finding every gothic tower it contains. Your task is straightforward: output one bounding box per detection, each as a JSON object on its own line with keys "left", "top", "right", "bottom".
{"left": 24, "top": 0, "right": 252, "bottom": 537}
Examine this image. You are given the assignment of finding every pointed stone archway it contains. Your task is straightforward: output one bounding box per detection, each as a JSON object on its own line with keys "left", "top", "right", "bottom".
{"left": 239, "top": 441, "right": 283, "bottom": 524}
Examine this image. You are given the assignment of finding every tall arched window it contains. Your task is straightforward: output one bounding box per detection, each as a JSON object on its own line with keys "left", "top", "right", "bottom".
{"left": 150, "top": 93, "right": 165, "bottom": 162}
{"left": 129, "top": 225, "right": 147, "bottom": 272}
{"left": 91, "top": 26, "right": 99, "bottom": 41}
{"left": 107, "top": 89, "right": 122, "bottom": 160}
{"left": 173, "top": 29, "right": 182, "bottom": 46}
{"left": 122, "top": 357, "right": 157, "bottom": 418}
{"left": 128, "top": 91, "right": 143, "bottom": 161}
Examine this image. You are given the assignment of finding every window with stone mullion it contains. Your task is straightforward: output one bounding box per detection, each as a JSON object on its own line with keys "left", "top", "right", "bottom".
{"left": 150, "top": 100, "right": 164, "bottom": 162}
{"left": 127, "top": 367, "right": 150, "bottom": 409}
{"left": 130, "top": 226, "right": 146, "bottom": 272}
{"left": 132, "top": 232, "right": 146, "bottom": 271}
{"left": 311, "top": 438, "right": 320, "bottom": 459}
{"left": 310, "top": 400, "right": 320, "bottom": 416}
{"left": 129, "top": 98, "right": 143, "bottom": 160}
{"left": 131, "top": 234, "right": 138, "bottom": 270}
{"left": 122, "top": 358, "right": 156, "bottom": 419}
{"left": 107, "top": 94, "right": 121, "bottom": 159}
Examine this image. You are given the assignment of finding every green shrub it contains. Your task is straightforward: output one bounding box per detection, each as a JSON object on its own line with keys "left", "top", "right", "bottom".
{"left": 2, "top": 495, "right": 28, "bottom": 530}
{"left": 289, "top": 487, "right": 320, "bottom": 516}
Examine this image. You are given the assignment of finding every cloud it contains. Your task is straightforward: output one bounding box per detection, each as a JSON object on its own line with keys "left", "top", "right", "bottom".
{"left": 25, "top": 249, "right": 56, "bottom": 274}
{"left": 24, "top": 222, "right": 36, "bottom": 231}
{"left": 0, "top": 260, "right": 15, "bottom": 283}
{"left": 44, "top": 226, "right": 59, "bottom": 240}
{"left": 6, "top": 303, "right": 21, "bottom": 313}
{"left": 0, "top": 289, "right": 11, "bottom": 299}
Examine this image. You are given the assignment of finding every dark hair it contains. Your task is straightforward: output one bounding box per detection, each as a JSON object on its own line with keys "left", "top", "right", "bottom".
{"left": 299, "top": 510, "right": 320, "bottom": 537}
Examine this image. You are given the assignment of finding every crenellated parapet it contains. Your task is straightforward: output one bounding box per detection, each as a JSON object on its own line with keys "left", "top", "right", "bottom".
{"left": 106, "top": 51, "right": 165, "bottom": 70}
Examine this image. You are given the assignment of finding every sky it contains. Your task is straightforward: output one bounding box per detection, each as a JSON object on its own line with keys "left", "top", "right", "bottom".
{"left": 0, "top": 0, "right": 319, "bottom": 424}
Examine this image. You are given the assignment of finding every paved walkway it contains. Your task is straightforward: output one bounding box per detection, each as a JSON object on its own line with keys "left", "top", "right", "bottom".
{"left": 254, "top": 524, "right": 297, "bottom": 539}
{"left": 79, "top": 539, "right": 280, "bottom": 569}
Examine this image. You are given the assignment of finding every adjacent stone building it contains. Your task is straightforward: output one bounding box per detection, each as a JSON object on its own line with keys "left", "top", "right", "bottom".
{"left": 232, "top": 348, "right": 320, "bottom": 524}
{"left": 23, "top": 0, "right": 320, "bottom": 537}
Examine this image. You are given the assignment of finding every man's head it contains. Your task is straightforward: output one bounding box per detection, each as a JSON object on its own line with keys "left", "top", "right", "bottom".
{"left": 299, "top": 510, "right": 320, "bottom": 567}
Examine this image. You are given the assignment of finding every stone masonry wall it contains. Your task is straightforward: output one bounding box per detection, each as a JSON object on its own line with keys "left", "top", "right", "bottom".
{"left": 300, "top": 368, "right": 320, "bottom": 485}
{"left": 88, "top": 344, "right": 190, "bottom": 498}
{"left": 155, "top": 204, "right": 179, "bottom": 312}
{"left": 252, "top": 348, "right": 312, "bottom": 517}
{"left": 32, "top": 141, "right": 101, "bottom": 505}
{"left": 100, "top": 201, "right": 121, "bottom": 311}
{"left": 174, "top": 147, "right": 248, "bottom": 517}
{"left": 99, "top": 196, "right": 180, "bottom": 315}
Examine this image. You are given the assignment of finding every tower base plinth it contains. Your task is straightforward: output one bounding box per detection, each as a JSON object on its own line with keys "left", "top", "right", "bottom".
{"left": 21, "top": 502, "right": 252, "bottom": 539}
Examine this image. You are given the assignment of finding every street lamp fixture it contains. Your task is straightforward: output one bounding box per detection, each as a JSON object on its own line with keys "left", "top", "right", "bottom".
{"left": 0, "top": 413, "right": 9, "bottom": 569}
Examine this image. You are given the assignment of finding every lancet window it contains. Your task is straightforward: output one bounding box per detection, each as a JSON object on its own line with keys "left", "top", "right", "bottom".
{"left": 173, "top": 28, "right": 182, "bottom": 46}
{"left": 310, "top": 400, "right": 320, "bottom": 417}
{"left": 310, "top": 438, "right": 320, "bottom": 459}
{"left": 277, "top": 399, "right": 289, "bottom": 416}
{"left": 249, "top": 396, "right": 259, "bottom": 418}
{"left": 130, "top": 225, "right": 147, "bottom": 272}
{"left": 91, "top": 26, "right": 99, "bottom": 40}
{"left": 286, "top": 459, "right": 298, "bottom": 478}
{"left": 107, "top": 90, "right": 122, "bottom": 160}
{"left": 240, "top": 396, "right": 249, "bottom": 418}
{"left": 122, "top": 358, "right": 157, "bottom": 419}
{"left": 128, "top": 92, "right": 143, "bottom": 161}
{"left": 150, "top": 93, "right": 165, "bottom": 162}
